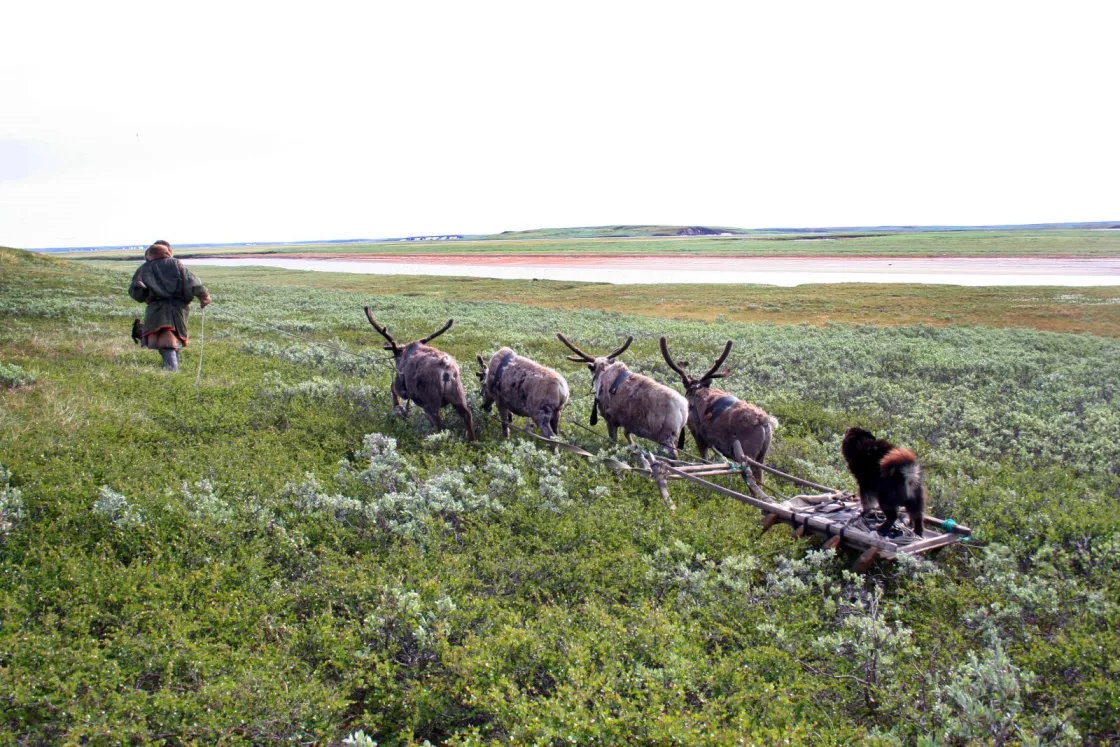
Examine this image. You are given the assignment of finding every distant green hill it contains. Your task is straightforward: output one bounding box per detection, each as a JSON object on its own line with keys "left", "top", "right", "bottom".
{"left": 479, "top": 225, "right": 746, "bottom": 240}
{"left": 479, "top": 222, "right": 1120, "bottom": 241}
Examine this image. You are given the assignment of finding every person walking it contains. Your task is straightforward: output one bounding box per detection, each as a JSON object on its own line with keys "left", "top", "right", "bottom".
{"left": 128, "top": 240, "right": 211, "bottom": 372}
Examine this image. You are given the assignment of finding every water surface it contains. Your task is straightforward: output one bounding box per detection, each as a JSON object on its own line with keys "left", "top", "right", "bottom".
{"left": 182, "top": 256, "right": 1120, "bottom": 287}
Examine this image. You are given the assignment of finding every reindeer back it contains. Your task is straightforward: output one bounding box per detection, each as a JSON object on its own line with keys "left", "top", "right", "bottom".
{"left": 397, "top": 342, "right": 465, "bottom": 406}
{"left": 597, "top": 362, "right": 687, "bottom": 440}
{"left": 484, "top": 348, "right": 569, "bottom": 417}
{"left": 687, "top": 385, "right": 774, "bottom": 459}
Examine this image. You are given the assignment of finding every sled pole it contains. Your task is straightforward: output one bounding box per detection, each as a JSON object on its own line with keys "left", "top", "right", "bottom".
{"left": 194, "top": 306, "right": 206, "bottom": 387}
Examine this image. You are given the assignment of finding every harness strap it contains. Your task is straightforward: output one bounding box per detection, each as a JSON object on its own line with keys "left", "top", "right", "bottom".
{"left": 492, "top": 350, "right": 516, "bottom": 389}
{"left": 704, "top": 395, "right": 739, "bottom": 422}
{"left": 608, "top": 369, "right": 633, "bottom": 395}
{"left": 399, "top": 342, "right": 420, "bottom": 365}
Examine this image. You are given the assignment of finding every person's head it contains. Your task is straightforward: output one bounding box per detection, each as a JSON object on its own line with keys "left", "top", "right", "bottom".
{"left": 145, "top": 240, "right": 172, "bottom": 261}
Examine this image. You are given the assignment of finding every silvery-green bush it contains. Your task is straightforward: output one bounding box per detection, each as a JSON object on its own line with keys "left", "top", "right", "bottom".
{"left": 284, "top": 433, "right": 506, "bottom": 538}
{"left": 0, "top": 361, "right": 35, "bottom": 388}
{"left": 0, "top": 463, "right": 23, "bottom": 541}
{"left": 180, "top": 479, "right": 235, "bottom": 524}
{"left": 240, "top": 339, "right": 383, "bottom": 376}
{"left": 925, "top": 637, "right": 1081, "bottom": 746}
{"left": 259, "top": 372, "right": 379, "bottom": 409}
{"left": 93, "top": 486, "right": 144, "bottom": 528}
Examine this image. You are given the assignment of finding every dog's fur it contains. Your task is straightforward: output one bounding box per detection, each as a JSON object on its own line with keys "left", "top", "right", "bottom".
{"left": 841, "top": 427, "right": 893, "bottom": 515}
{"left": 878, "top": 447, "right": 926, "bottom": 537}
{"left": 841, "top": 427, "right": 925, "bottom": 536}
{"left": 131, "top": 319, "right": 143, "bottom": 345}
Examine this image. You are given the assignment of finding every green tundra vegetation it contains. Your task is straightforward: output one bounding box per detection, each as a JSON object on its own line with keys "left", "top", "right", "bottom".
{"left": 111, "top": 264, "right": 1120, "bottom": 338}
{"left": 70, "top": 226, "right": 1120, "bottom": 259}
{"left": 1, "top": 246, "right": 1119, "bottom": 744}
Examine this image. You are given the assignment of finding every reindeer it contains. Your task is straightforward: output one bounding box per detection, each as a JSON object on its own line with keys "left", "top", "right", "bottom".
{"left": 475, "top": 348, "right": 570, "bottom": 439}
{"left": 659, "top": 336, "right": 777, "bottom": 484}
{"left": 557, "top": 333, "right": 689, "bottom": 458}
{"left": 363, "top": 307, "right": 475, "bottom": 441}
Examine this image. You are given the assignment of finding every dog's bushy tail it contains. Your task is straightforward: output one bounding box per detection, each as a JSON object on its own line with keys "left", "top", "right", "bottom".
{"left": 881, "top": 448, "right": 925, "bottom": 536}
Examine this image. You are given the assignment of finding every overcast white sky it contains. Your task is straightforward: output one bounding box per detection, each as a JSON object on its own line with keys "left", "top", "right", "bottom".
{"left": 2, "top": 1, "right": 1117, "bottom": 248}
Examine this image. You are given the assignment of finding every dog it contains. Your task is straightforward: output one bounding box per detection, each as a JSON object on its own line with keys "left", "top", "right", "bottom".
{"left": 842, "top": 427, "right": 925, "bottom": 536}
{"left": 131, "top": 319, "right": 143, "bottom": 345}
{"left": 841, "top": 427, "right": 893, "bottom": 516}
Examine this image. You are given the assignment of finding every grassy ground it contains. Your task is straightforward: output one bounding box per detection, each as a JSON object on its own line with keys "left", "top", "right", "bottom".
{"left": 67, "top": 228, "right": 1120, "bottom": 260}
{"left": 87, "top": 262, "right": 1120, "bottom": 337}
{"left": 2, "top": 247, "right": 1118, "bottom": 744}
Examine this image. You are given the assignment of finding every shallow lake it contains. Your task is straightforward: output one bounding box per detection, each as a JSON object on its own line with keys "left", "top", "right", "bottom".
{"left": 182, "top": 256, "right": 1120, "bottom": 287}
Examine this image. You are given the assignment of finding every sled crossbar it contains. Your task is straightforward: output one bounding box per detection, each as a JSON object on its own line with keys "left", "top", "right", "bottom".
{"left": 496, "top": 418, "right": 969, "bottom": 572}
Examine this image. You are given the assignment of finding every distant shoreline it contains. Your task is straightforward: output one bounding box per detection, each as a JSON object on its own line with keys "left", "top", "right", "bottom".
{"left": 25, "top": 221, "right": 1120, "bottom": 253}
{"left": 180, "top": 255, "right": 1120, "bottom": 287}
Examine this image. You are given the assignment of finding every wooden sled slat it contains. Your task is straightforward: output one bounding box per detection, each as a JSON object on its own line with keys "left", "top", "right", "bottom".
{"left": 496, "top": 422, "right": 967, "bottom": 572}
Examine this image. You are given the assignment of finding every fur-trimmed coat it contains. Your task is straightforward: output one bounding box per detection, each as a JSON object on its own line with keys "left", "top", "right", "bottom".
{"left": 128, "top": 247, "right": 208, "bottom": 345}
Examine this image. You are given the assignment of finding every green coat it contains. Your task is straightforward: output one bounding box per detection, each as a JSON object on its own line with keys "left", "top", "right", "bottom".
{"left": 128, "top": 258, "right": 208, "bottom": 344}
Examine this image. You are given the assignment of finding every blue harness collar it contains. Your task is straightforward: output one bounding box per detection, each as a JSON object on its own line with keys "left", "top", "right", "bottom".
{"left": 492, "top": 351, "right": 516, "bottom": 389}
{"left": 399, "top": 342, "right": 423, "bottom": 364}
{"left": 704, "top": 395, "right": 739, "bottom": 422}
{"left": 608, "top": 369, "right": 633, "bottom": 395}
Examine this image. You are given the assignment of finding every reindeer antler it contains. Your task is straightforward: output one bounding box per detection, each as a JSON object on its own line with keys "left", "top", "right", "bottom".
{"left": 420, "top": 319, "right": 454, "bottom": 344}
{"left": 556, "top": 333, "right": 596, "bottom": 363}
{"left": 697, "top": 340, "right": 733, "bottom": 382}
{"left": 659, "top": 336, "right": 691, "bottom": 384}
{"left": 364, "top": 307, "right": 400, "bottom": 352}
{"left": 607, "top": 336, "right": 633, "bottom": 361}
{"left": 475, "top": 354, "right": 487, "bottom": 380}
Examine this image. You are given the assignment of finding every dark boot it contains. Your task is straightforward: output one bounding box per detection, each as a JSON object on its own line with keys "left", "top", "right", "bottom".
{"left": 160, "top": 349, "right": 179, "bottom": 372}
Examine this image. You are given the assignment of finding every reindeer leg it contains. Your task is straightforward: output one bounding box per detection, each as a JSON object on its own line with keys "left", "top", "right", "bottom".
{"left": 390, "top": 380, "right": 408, "bottom": 419}
{"left": 423, "top": 405, "right": 443, "bottom": 432}
{"left": 550, "top": 410, "right": 561, "bottom": 438}
{"left": 693, "top": 431, "right": 710, "bottom": 461}
{"left": 537, "top": 405, "right": 556, "bottom": 439}
{"left": 499, "top": 407, "right": 511, "bottom": 438}
{"left": 606, "top": 419, "right": 619, "bottom": 442}
{"left": 453, "top": 402, "right": 476, "bottom": 442}
{"left": 752, "top": 431, "right": 771, "bottom": 486}
{"left": 623, "top": 429, "right": 635, "bottom": 446}
{"left": 732, "top": 440, "right": 752, "bottom": 487}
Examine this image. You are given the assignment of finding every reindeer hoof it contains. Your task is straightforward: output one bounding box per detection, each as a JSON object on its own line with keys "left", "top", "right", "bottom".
{"left": 394, "top": 406, "right": 408, "bottom": 419}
